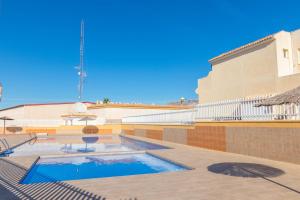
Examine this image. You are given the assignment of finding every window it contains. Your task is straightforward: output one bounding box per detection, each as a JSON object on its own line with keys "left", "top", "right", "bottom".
{"left": 283, "top": 49, "right": 289, "bottom": 59}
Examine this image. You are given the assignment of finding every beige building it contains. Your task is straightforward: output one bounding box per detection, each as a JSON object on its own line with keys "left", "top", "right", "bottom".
{"left": 88, "top": 103, "right": 191, "bottom": 124}
{"left": 0, "top": 102, "right": 95, "bottom": 127}
{"left": 0, "top": 102, "right": 190, "bottom": 127}
{"left": 197, "top": 29, "right": 300, "bottom": 104}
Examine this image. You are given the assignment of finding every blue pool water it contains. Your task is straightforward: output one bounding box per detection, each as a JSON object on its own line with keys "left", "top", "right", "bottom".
{"left": 21, "top": 153, "right": 188, "bottom": 184}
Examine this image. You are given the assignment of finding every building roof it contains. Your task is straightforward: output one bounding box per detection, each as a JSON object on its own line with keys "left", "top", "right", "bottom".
{"left": 88, "top": 103, "right": 192, "bottom": 110}
{"left": 209, "top": 35, "right": 275, "bottom": 64}
{"left": 0, "top": 102, "right": 95, "bottom": 112}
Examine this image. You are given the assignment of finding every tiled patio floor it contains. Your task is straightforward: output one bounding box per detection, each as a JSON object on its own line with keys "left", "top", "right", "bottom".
{"left": 1, "top": 135, "right": 300, "bottom": 200}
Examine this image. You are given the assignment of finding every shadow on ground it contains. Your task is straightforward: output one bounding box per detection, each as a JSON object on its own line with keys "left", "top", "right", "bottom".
{"left": 207, "top": 162, "right": 285, "bottom": 178}
{"left": 208, "top": 162, "right": 300, "bottom": 195}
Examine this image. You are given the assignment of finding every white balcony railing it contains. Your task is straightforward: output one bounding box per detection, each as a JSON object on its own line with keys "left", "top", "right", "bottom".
{"left": 195, "top": 96, "right": 300, "bottom": 121}
{"left": 122, "top": 96, "right": 300, "bottom": 125}
{"left": 122, "top": 109, "right": 196, "bottom": 125}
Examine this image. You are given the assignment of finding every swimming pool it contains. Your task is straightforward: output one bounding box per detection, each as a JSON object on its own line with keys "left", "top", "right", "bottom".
{"left": 8, "top": 135, "right": 169, "bottom": 157}
{"left": 21, "top": 153, "right": 189, "bottom": 184}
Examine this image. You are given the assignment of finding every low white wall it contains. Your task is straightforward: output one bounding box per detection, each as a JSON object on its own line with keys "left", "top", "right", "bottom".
{"left": 89, "top": 108, "right": 176, "bottom": 120}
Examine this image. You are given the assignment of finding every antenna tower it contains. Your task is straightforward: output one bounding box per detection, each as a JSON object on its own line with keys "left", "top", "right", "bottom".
{"left": 77, "top": 20, "right": 86, "bottom": 101}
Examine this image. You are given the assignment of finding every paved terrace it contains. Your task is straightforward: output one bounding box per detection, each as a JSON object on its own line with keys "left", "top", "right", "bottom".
{"left": 0, "top": 135, "right": 300, "bottom": 199}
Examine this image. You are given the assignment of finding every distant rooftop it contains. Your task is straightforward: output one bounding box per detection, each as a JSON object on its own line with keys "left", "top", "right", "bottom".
{"left": 168, "top": 99, "right": 198, "bottom": 106}
{"left": 0, "top": 101, "right": 95, "bottom": 112}
{"left": 0, "top": 101, "right": 193, "bottom": 112}
{"left": 88, "top": 103, "right": 192, "bottom": 110}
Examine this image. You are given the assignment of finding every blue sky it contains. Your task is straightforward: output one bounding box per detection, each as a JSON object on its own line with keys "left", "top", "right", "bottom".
{"left": 0, "top": 0, "right": 300, "bottom": 108}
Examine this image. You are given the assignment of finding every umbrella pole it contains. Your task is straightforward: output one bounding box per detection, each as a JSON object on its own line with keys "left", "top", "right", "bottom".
{"left": 86, "top": 120, "right": 87, "bottom": 126}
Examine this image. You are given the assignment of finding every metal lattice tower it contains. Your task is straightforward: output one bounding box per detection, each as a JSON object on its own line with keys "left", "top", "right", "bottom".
{"left": 77, "top": 20, "right": 86, "bottom": 101}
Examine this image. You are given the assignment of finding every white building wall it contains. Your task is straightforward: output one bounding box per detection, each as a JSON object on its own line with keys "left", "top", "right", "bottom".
{"left": 0, "top": 106, "right": 25, "bottom": 119}
{"left": 274, "top": 31, "right": 294, "bottom": 77}
{"left": 0, "top": 103, "right": 186, "bottom": 127}
{"left": 88, "top": 108, "right": 178, "bottom": 122}
{"left": 0, "top": 103, "right": 94, "bottom": 127}
{"left": 290, "top": 29, "right": 300, "bottom": 73}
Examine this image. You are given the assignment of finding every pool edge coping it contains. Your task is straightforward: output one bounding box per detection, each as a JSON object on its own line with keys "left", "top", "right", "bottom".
{"left": 18, "top": 156, "right": 41, "bottom": 184}
{"left": 19, "top": 151, "right": 193, "bottom": 184}
{"left": 40, "top": 150, "right": 147, "bottom": 159}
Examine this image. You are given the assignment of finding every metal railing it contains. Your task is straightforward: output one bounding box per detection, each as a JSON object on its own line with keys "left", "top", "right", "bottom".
{"left": 122, "top": 109, "right": 196, "bottom": 125}
{"left": 195, "top": 97, "right": 300, "bottom": 121}
{"left": 122, "top": 96, "right": 300, "bottom": 124}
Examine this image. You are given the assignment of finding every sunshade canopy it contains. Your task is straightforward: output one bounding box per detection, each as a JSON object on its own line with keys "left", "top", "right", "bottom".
{"left": 0, "top": 116, "right": 14, "bottom": 134}
{"left": 0, "top": 116, "right": 14, "bottom": 120}
{"left": 256, "top": 86, "right": 300, "bottom": 106}
{"left": 78, "top": 116, "right": 96, "bottom": 121}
